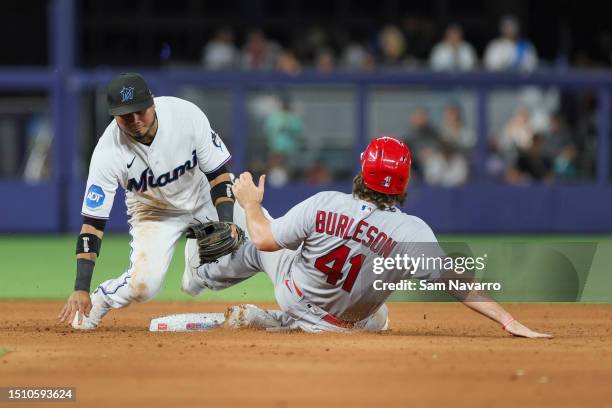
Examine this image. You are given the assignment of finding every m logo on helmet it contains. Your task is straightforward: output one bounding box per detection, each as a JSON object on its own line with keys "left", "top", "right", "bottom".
{"left": 382, "top": 176, "right": 392, "bottom": 188}
{"left": 119, "top": 86, "right": 135, "bottom": 103}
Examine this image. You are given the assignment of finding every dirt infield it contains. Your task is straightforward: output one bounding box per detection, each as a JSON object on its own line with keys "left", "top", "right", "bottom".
{"left": 0, "top": 301, "right": 611, "bottom": 408}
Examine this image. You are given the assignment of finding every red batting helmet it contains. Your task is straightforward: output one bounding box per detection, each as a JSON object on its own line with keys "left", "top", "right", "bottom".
{"left": 360, "top": 136, "right": 411, "bottom": 194}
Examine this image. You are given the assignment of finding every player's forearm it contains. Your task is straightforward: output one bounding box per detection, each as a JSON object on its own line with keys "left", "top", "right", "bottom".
{"left": 77, "top": 224, "right": 104, "bottom": 262}
{"left": 243, "top": 203, "right": 280, "bottom": 251}
{"left": 208, "top": 171, "right": 235, "bottom": 222}
{"left": 74, "top": 222, "right": 104, "bottom": 292}
{"left": 438, "top": 271, "right": 516, "bottom": 329}
{"left": 440, "top": 272, "right": 512, "bottom": 325}
{"left": 466, "top": 297, "right": 552, "bottom": 338}
{"left": 208, "top": 172, "right": 232, "bottom": 194}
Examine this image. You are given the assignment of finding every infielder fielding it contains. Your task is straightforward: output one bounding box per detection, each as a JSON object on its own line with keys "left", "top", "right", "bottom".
{"left": 58, "top": 73, "right": 246, "bottom": 329}
{"left": 184, "top": 137, "right": 552, "bottom": 337}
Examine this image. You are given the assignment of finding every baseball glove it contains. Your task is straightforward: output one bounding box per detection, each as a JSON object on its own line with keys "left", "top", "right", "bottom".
{"left": 185, "top": 221, "right": 246, "bottom": 265}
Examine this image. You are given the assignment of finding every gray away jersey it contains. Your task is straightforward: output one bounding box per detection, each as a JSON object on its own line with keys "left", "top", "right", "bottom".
{"left": 271, "top": 191, "right": 444, "bottom": 322}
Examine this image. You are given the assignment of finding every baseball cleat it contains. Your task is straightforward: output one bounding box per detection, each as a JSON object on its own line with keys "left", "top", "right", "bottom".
{"left": 71, "top": 290, "right": 111, "bottom": 330}
{"left": 181, "top": 238, "right": 207, "bottom": 296}
{"left": 361, "top": 304, "right": 390, "bottom": 332}
{"left": 223, "top": 304, "right": 282, "bottom": 330}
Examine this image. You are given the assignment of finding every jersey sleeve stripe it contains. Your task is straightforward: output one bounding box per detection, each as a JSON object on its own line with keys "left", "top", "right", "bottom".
{"left": 80, "top": 212, "right": 110, "bottom": 220}
{"left": 204, "top": 154, "right": 232, "bottom": 175}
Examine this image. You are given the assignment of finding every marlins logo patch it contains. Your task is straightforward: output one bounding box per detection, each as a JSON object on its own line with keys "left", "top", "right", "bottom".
{"left": 119, "top": 86, "right": 135, "bottom": 102}
{"left": 211, "top": 129, "right": 223, "bottom": 150}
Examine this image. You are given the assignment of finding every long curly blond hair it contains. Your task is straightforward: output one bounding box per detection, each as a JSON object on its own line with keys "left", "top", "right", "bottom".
{"left": 352, "top": 173, "right": 407, "bottom": 210}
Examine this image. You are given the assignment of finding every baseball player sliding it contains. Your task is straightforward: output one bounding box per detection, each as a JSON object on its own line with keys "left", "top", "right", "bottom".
{"left": 185, "top": 137, "right": 552, "bottom": 337}
{"left": 58, "top": 73, "right": 248, "bottom": 330}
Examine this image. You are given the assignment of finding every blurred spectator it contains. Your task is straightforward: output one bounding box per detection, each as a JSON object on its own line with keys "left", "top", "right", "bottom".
{"left": 276, "top": 49, "right": 301, "bottom": 75}
{"left": 544, "top": 112, "right": 577, "bottom": 179}
{"left": 484, "top": 16, "right": 538, "bottom": 72}
{"left": 506, "top": 133, "right": 553, "bottom": 184}
{"left": 515, "top": 87, "right": 557, "bottom": 132}
{"left": 201, "top": 28, "right": 239, "bottom": 70}
{"left": 264, "top": 96, "right": 303, "bottom": 164}
{"left": 572, "top": 92, "right": 598, "bottom": 178}
{"left": 341, "top": 42, "right": 376, "bottom": 71}
{"left": 241, "top": 29, "right": 281, "bottom": 70}
{"left": 543, "top": 112, "right": 573, "bottom": 155}
{"left": 553, "top": 144, "right": 578, "bottom": 180}
{"left": 377, "top": 25, "right": 409, "bottom": 67}
{"left": 401, "top": 15, "right": 437, "bottom": 60}
{"left": 267, "top": 153, "right": 290, "bottom": 187}
{"left": 439, "top": 104, "right": 476, "bottom": 153}
{"left": 499, "top": 106, "right": 534, "bottom": 158}
{"left": 403, "top": 107, "right": 442, "bottom": 173}
{"left": 485, "top": 140, "right": 507, "bottom": 180}
{"left": 304, "top": 160, "right": 333, "bottom": 184}
{"left": 295, "top": 27, "right": 329, "bottom": 62}
{"left": 429, "top": 24, "right": 478, "bottom": 72}
{"left": 315, "top": 48, "right": 336, "bottom": 73}
{"left": 423, "top": 142, "right": 469, "bottom": 186}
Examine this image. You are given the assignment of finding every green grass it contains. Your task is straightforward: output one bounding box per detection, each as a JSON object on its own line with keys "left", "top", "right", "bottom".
{"left": 0, "top": 347, "right": 10, "bottom": 357}
{"left": 1, "top": 234, "right": 611, "bottom": 302}
{"left": 0, "top": 234, "right": 274, "bottom": 302}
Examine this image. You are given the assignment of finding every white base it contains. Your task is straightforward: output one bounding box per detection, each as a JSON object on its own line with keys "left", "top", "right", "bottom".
{"left": 149, "top": 313, "right": 225, "bottom": 332}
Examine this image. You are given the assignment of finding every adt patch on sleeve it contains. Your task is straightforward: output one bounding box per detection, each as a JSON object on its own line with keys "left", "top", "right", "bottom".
{"left": 85, "top": 184, "right": 106, "bottom": 208}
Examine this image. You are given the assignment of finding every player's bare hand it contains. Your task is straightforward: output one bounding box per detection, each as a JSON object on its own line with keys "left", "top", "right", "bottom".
{"left": 58, "top": 291, "right": 92, "bottom": 325}
{"left": 232, "top": 172, "right": 266, "bottom": 208}
{"left": 504, "top": 320, "right": 552, "bottom": 339}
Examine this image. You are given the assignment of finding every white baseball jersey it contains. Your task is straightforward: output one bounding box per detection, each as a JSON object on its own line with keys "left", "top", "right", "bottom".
{"left": 81, "top": 96, "right": 230, "bottom": 219}
{"left": 270, "top": 191, "right": 444, "bottom": 322}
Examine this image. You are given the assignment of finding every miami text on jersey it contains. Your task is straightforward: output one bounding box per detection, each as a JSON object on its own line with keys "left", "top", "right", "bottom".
{"left": 127, "top": 150, "right": 198, "bottom": 192}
